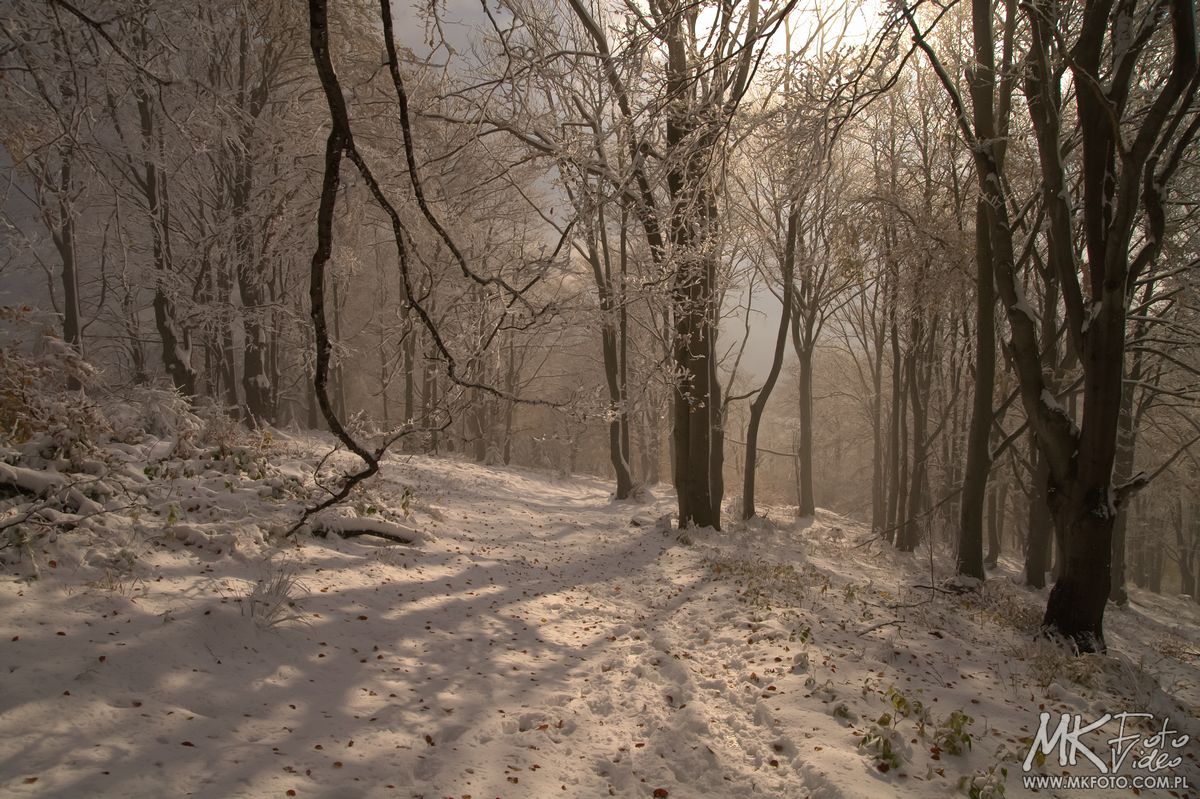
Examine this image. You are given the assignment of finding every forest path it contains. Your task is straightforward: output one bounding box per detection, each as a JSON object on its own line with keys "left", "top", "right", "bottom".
{"left": 4, "top": 452, "right": 1199, "bottom": 799}
{"left": 0, "top": 455, "right": 829, "bottom": 799}
{"left": 362, "top": 456, "right": 824, "bottom": 798}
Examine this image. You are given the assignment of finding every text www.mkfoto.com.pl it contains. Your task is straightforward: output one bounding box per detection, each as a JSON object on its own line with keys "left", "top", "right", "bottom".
{"left": 1022, "top": 774, "right": 1189, "bottom": 791}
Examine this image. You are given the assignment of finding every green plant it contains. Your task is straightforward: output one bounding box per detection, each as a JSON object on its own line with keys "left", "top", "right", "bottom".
{"left": 886, "top": 687, "right": 928, "bottom": 723}
{"left": 932, "top": 710, "right": 975, "bottom": 755}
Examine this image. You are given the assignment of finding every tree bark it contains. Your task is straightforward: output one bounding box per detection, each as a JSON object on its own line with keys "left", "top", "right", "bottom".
{"left": 742, "top": 207, "right": 797, "bottom": 519}
{"left": 136, "top": 75, "right": 196, "bottom": 397}
{"left": 985, "top": 481, "right": 1001, "bottom": 566}
{"left": 957, "top": 200, "right": 995, "bottom": 580}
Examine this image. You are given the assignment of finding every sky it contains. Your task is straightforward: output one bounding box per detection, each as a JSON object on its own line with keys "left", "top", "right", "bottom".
{"left": 390, "top": 0, "right": 886, "bottom": 382}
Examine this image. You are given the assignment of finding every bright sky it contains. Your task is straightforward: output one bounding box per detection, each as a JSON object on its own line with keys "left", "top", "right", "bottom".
{"left": 393, "top": 0, "right": 886, "bottom": 382}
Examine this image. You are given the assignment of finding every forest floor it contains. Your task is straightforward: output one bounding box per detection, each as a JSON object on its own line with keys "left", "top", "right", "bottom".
{"left": 1, "top": 431, "right": 1198, "bottom": 798}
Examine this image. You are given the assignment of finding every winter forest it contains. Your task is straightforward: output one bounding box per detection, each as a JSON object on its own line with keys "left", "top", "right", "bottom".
{"left": 2, "top": 0, "right": 1200, "bottom": 796}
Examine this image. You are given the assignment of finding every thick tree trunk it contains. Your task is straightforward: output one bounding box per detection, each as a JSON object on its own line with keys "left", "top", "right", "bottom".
{"left": 957, "top": 200, "right": 995, "bottom": 580}
{"left": 1043, "top": 491, "right": 1117, "bottom": 653}
{"left": 1108, "top": 394, "right": 1137, "bottom": 605}
{"left": 672, "top": 283, "right": 715, "bottom": 525}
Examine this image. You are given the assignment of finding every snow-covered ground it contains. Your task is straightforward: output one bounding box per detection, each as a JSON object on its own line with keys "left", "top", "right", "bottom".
{"left": 2, "top": 435, "right": 1198, "bottom": 798}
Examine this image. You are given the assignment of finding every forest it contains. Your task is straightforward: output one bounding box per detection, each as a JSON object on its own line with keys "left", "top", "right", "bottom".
{"left": 1, "top": 0, "right": 1199, "bottom": 797}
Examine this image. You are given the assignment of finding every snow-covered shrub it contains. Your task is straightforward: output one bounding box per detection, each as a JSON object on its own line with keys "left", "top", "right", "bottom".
{"left": 1023, "top": 637, "right": 1103, "bottom": 688}
{"left": 194, "top": 399, "right": 249, "bottom": 456}
{"left": 930, "top": 710, "right": 975, "bottom": 755}
{"left": 858, "top": 723, "right": 907, "bottom": 772}
{"left": 958, "top": 765, "right": 1007, "bottom": 798}
{"left": 977, "top": 583, "right": 1042, "bottom": 633}
{"left": 243, "top": 558, "right": 307, "bottom": 630}
{"left": 103, "top": 387, "right": 203, "bottom": 452}
{"left": 91, "top": 553, "right": 147, "bottom": 596}
{"left": 0, "top": 326, "right": 105, "bottom": 466}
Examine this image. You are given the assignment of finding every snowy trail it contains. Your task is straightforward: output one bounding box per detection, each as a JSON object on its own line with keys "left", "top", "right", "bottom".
{"left": 3, "top": 453, "right": 1199, "bottom": 799}
{"left": 0, "top": 457, "right": 819, "bottom": 798}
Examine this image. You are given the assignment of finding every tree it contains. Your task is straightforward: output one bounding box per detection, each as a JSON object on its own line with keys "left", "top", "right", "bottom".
{"left": 905, "top": 0, "right": 1200, "bottom": 650}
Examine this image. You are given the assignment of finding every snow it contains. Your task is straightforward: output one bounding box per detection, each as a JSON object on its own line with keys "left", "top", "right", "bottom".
{"left": 0, "top": 461, "right": 67, "bottom": 496}
{"left": 312, "top": 515, "right": 426, "bottom": 544}
{"left": 2, "top": 440, "right": 1199, "bottom": 798}
{"left": 1040, "top": 388, "right": 1064, "bottom": 414}
{"left": 1007, "top": 282, "right": 1035, "bottom": 325}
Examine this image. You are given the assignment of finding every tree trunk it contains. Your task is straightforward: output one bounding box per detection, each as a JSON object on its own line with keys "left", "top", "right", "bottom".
{"left": 1025, "top": 442, "right": 1053, "bottom": 588}
{"left": 671, "top": 253, "right": 723, "bottom": 529}
{"left": 870, "top": 318, "right": 886, "bottom": 533}
{"left": 403, "top": 324, "right": 415, "bottom": 422}
{"left": 1108, "top": 393, "right": 1137, "bottom": 605}
{"left": 51, "top": 152, "right": 84, "bottom": 389}
{"left": 885, "top": 308, "right": 904, "bottom": 542}
{"left": 957, "top": 199, "right": 995, "bottom": 580}
{"left": 985, "top": 482, "right": 1001, "bottom": 566}
{"left": 793, "top": 337, "right": 816, "bottom": 517}
{"left": 897, "top": 333, "right": 925, "bottom": 552}
{"left": 1177, "top": 499, "right": 1196, "bottom": 601}
{"left": 1043, "top": 488, "right": 1117, "bottom": 653}
{"left": 742, "top": 208, "right": 796, "bottom": 520}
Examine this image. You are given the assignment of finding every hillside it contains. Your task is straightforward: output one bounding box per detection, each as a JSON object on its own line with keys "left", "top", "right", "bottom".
{"left": 2, "top": 433, "right": 1198, "bottom": 798}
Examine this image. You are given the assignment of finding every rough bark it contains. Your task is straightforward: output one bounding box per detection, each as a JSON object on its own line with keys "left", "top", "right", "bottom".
{"left": 957, "top": 199, "right": 996, "bottom": 580}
